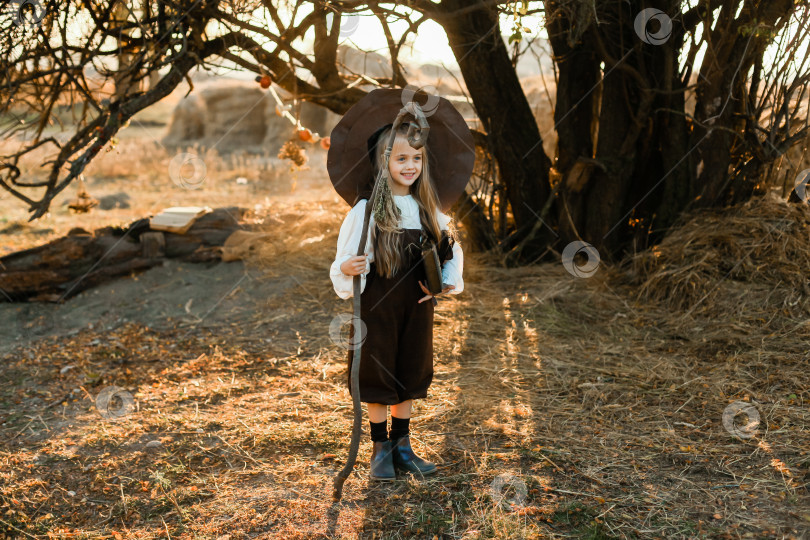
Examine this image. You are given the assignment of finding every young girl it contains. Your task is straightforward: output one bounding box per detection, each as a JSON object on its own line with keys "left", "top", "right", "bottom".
{"left": 329, "top": 122, "right": 464, "bottom": 480}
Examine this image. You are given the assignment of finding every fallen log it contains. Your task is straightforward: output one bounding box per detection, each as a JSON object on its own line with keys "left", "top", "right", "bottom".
{"left": 0, "top": 207, "right": 249, "bottom": 302}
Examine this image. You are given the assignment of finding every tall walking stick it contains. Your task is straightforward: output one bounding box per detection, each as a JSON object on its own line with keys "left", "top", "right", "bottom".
{"left": 332, "top": 101, "right": 430, "bottom": 501}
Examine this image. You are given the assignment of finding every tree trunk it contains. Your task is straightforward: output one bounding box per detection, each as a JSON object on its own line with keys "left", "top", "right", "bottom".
{"left": 692, "top": 0, "right": 795, "bottom": 208}
{"left": 545, "top": 1, "right": 601, "bottom": 249}
{"left": 452, "top": 191, "right": 497, "bottom": 252}
{"left": 551, "top": 0, "right": 692, "bottom": 260}
{"left": 0, "top": 208, "right": 248, "bottom": 302}
{"left": 436, "top": 0, "right": 554, "bottom": 262}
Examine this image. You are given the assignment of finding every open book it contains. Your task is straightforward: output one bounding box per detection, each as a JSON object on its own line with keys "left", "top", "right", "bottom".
{"left": 149, "top": 206, "right": 211, "bottom": 234}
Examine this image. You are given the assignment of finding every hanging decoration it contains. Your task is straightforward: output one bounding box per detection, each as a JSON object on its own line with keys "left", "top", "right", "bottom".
{"left": 257, "top": 76, "right": 328, "bottom": 146}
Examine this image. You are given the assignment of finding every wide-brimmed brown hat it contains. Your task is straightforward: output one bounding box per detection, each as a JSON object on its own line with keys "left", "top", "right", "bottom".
{"left": 327, "top": 88, "right": 475, "bottom": 213}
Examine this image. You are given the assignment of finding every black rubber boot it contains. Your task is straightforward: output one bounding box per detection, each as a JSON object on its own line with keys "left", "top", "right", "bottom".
{"left": 369, "top": 440, "right": 396, "bottom": 481}
{"left": 391, "top": 435, "right": 437, "bottom": 477}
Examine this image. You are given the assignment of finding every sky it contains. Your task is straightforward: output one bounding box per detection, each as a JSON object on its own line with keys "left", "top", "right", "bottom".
{"left": 221, "top": 5, "right": 550, "bottom": 81}
{"left": 320, "top": 9, "right": 547, "bottom": 69}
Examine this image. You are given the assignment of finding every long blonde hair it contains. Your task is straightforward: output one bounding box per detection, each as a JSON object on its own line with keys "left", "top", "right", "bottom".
{"left": 369, "top": 122, "right": 444, "bottom": 279}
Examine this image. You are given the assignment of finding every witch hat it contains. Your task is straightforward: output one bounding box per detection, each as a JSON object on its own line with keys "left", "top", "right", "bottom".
{"left": 327, "top": 88, "right": 475, "bottom": 212}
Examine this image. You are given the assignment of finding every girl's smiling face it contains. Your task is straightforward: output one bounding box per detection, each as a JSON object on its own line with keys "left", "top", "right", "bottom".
{"left": 388, "top": 135, "right": 423, "bottom": 196}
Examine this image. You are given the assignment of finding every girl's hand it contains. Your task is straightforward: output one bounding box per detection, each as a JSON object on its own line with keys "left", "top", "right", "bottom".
{"left": 417, "top": 281, "right": 455, "bottom": 303}
{"left": 340, "top": 255, "right": 368, "bottom": 276}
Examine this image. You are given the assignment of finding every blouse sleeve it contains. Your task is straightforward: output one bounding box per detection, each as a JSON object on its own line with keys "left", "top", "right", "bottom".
{"left": 438, "top": 211, "right": 464, "bottom": 295}
{"left": 330, "top": 199, "right": 375, "bottom": 300}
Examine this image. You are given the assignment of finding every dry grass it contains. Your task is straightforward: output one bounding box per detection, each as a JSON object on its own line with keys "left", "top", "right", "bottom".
{"left": 0, "top": 133, "right": 333, "bottom": 256}
{"left": 1, "top": 97, "right": 809, "bottom": 537}
{"left": 1, "top": 181, "right": 808, "bottom": 538}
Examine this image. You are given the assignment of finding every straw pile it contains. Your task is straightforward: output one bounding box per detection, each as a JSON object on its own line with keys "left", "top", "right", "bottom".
{"left": 617, "top": 192, "right": 810, "bottom": 319}
{"left": 238, "top": 200, "right": 345, "bottom": 280}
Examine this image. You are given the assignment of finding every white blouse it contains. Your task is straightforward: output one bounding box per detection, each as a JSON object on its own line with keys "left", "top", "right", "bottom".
{"left": 329, "top": 194, "right": 464, "bottom": 300}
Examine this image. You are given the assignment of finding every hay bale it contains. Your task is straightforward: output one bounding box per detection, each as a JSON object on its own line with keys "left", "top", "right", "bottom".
{"left": 199, "top": 85, "right": 268, "bottom": 152}
{"left": 337, "top": 44, "right": 392, "bottom": 79}
{"left": 163, "top": 82, "right": 341, "bottom": 155}
{"left": 163, "top": 93, "right": 206, "bottom": 144}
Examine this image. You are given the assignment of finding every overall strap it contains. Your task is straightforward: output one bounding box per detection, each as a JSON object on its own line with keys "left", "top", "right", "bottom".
{"left": 417, "top": 206, "right": 438, "bottom": 246}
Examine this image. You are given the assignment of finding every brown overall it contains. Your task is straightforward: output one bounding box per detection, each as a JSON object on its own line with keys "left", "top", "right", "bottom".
{"left": 346, "top": 225, "right": 455, "bottom": 405}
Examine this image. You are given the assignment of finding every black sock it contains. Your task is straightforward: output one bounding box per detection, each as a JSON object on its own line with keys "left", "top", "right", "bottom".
{"left": 369, "top": 420, "right": 388, "bottom": 442}
{"left": 389, "top": 416, "right": 410, "bottom": 442}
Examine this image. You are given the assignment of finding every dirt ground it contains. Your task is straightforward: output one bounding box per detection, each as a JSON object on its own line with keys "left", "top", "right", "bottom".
{"left": 1, "top": 121, "right": 808, "bottom": 539}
